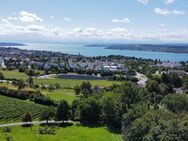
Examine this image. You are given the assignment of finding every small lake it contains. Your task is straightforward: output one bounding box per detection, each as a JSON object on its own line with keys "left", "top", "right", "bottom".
{"left": 16, "top": 43, "right": 188, "bottom": 62}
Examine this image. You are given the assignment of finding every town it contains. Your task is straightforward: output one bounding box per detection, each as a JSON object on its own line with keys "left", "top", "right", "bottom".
{"left": 0, "top": 47, "right": 188, "bottom": 141}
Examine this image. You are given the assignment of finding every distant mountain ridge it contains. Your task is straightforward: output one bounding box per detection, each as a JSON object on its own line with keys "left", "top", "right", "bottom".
{"left": 0, "top": 42, "right": 25, "bottom": 46}
{"left": 86, "top": 44, "right": 188, "bottom": 53}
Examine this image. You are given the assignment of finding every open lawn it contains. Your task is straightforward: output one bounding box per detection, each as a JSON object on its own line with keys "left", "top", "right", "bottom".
{"left": 45, "top": 89, "right": 77, "bottom": 104}
{"left": 34, "top": 78, "right": 122, "bottom": 88}
{"left": 0, "top": 69, "right": 28, "bottom": 80}
{"left": 0, "top": 124, "right": 122, "bottom": 141}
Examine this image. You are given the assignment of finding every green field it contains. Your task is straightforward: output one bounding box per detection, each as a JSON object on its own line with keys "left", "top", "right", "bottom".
{"left": 34, "top": 78, "right": 121, "bottom": 88}
{"left": 34, "top": 78, "right": 121, "bottom": 103}
{"left": 46, "top": 89, "right": 77, "bottom": 104}
{"left": 0, "top": 69, "right": 28, "bottom": 80}
{"left": 0, "top": 95, "right": 50, "bottom": 123}
{"left": 0, "top": 124, "right": 122, "bottom": 141}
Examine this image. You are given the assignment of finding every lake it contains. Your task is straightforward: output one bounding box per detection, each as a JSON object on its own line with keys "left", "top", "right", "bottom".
{"left": 16, "top": 43, "right": 188, "bottom": 62}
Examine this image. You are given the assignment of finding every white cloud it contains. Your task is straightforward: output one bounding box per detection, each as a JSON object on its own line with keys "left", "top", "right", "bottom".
{"left": 8, "top": 17, "right": 18, "bottom": 21}
{"left": 64, "top": 17, "right": 72, "bottom": 22}
{"left": 1, "top": 19, "right": 12, "bottom": 25}
{"left": 164, "top": 0, "right": 175, "bottom": 4}
{"left": 19, "top": 11, "right": 43, "bottom": 23}
{"left": 112, "top": 18, "right": 130, "bottom": 23}
{"left": 0, "top": 18, "right": 188, "bottom": 42}
{"left": 154, "top": 7, "right": 185, "bottom": 16}
{"left": 110, "top": 28, "right": 128, "bottom": 33}
{"left": 137, "top": 0, "right": 149, "bottom": 4}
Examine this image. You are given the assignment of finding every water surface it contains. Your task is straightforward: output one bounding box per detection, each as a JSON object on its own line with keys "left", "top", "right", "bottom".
{"left": 17, "top": 43, "right": 188, "bottom": 62}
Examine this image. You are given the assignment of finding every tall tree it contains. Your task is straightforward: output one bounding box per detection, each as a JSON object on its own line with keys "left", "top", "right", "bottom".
{"left": 79, "top": 97, "right": 101, "bottom": 124}
{"left": 0, "top": 72, "right": 4, "bottom": 80}
{"left": 55, "top": 100, "right": 70, "bottom": 122}
{"left": 73, "top": 85, "right": 81, "bottom": 95}
{"left": 40, "top": 108, "right": 55, "bottom": 124}
{"left": 80, "top": 82, "right": 92, "bottom": 97}
{"left": 22, "top": 112, "right": 32, "bottom": 126}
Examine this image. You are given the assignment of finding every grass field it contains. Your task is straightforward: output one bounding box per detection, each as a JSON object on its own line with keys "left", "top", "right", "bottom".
{"left": 0, "top": 124, "right": 122, "bottom": 141}
{"left": 0, "top": 69, "right": 28, "bottom": 80}
{"left": 34, "top": 78, "right": 121, "bottom": 103}
{"left": 46, "top": 89, "right": 77, "bottom": 104}
{"left": 0, "top": 82, "right": 37, "bottom": 92}
{"left": 34, "top": 78, "right": 121, "bottom": 88}
{"left": 0, "top": 95, "right": 50, "bottom": 123}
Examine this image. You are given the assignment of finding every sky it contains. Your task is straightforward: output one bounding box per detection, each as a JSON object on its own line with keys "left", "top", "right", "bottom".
{"left": 0, "top": 0, "right": 188, "bottom": 43}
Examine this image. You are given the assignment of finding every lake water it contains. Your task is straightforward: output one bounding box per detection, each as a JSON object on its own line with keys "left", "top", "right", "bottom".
{"left": 17, "top": 43, "right": 188, "bottom": 62}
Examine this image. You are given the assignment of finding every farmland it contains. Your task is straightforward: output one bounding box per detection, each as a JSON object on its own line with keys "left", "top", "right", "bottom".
{"left": 0, "top": 95, "right": 50, "bottom": 123}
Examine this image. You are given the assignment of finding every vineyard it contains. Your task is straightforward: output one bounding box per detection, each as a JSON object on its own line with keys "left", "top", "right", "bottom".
{"left": 0, "top": 95, "right": 50, "bottom": 122}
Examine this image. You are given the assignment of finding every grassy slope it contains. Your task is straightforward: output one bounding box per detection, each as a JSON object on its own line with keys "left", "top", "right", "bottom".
{"left": 0, "top": 125, "right": 122, "bottom": 141}
{"left": 46, "top": 89, "right": 77, "bottom": 104}
{"left": 34, "top": 78, "right": 122, "bottom": 88}
{"left": 0, "top": 69, "right": 28, "bottom": 80}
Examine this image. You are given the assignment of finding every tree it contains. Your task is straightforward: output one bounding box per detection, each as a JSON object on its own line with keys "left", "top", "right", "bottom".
{"left": 71, "top": 100, "right": 80, "bottom": 120}
{"left": 171, "top": 74, "right": 182, "bottom": 88}
{"left": 17, "top": 79, "right": 26, "bottom": 90}
{"left": 79, "top": 97, "right": 101, "bottom": 124}
{"left": 161, "top": 73, "right": 171, "bottom": 84}
{"left": 159, "top": 83, "right": 173, "bottom": 96}
{"left": 102, "top": 94, "right": 122, "bottom": 130}
{"left": 55, "top": 83, "right": 60, "bottom": 89}
{"left": 55, "top": 100, "right": 70, "bottom": 122}
{"left": 120, "top": 83, "right": 139, "bottom": 112}
{"left": 73, "top": 85, "right": 81, "bottom": 95}
{"left": 22, "top": 112, "right": 32, "bottom": 126}
{"left": 80, "top": 82, "right": 92, "bottom": 97}
{"left": 27, "top": 76, "right": 33, "bottom": 85}
{"left": 162, "top": 94, "right": 188, "bottom": 113}
{"left": 183, "top": 76, "right": 188, "bottom": 90}
{"left": 146, "top": 80, "right": 160, "bottom": 93}
{"left": 40, "top": 108, "right": 55, "bottom": 124}
{"left": 122, "top": 109, "right": 176, "bottom": 141}
{"left": 0, "top": 72, "right": 4, "bottom": 80}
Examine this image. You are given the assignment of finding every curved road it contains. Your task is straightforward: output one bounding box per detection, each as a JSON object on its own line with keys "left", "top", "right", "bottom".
{"left": 135, "top": 72, "right": 148, "bottom": 87}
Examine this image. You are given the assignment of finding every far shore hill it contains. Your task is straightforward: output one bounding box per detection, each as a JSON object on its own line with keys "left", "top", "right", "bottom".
{"left": 86, "top": 44, "right": 188, "bottom": 53}
{"left": 0, "top": 42, "right": 26, "bottom": 46}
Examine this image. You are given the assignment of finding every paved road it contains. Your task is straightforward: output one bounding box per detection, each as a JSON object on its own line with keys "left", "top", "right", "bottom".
{"left": 0, "top": 120, "right": 71, "bottom": 127}
{"left": 135, "top": 72, "right": 148, "bottom": 87}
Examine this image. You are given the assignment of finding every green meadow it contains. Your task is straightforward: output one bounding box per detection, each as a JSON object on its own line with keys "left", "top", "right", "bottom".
{"left": 0, "top": 124, "right": 122, "bottom": 141}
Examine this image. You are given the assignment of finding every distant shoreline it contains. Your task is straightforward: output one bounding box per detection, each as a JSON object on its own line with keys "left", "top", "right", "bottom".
{"left": 86, "top": 44, "right": 188, "bottom": 54}
{"left": 0, "top": 42, "right": 26, "bottom": 47}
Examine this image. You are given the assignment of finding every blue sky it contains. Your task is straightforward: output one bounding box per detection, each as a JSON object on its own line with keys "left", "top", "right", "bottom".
{"left": 0, "top": 0, "right": 188, "bottom": 43}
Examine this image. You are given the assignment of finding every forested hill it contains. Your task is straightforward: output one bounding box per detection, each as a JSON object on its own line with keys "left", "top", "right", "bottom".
{"left": 86, "top": 44, "right": 188, "bottom": 53}
{"left": 0, "top": 42, "right": 25, "bottom": 46}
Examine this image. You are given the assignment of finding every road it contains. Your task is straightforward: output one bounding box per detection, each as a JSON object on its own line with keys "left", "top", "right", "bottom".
{"left": 135, "top": 72, "right": 148, "bottom": 87}
{"left": 0, "top": 120, "right": 71, "bottom": 127}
